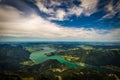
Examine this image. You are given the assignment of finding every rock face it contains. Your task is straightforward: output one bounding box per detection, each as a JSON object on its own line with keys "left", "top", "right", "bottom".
{"left": 0, "top": 44, "right": 30, "bottom": 70}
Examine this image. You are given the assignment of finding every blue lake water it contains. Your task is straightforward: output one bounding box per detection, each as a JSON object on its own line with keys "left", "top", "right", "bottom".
{"left": 30, "top": 48, "right": 78, "bottom": 68}
{"left": 30, "top": 48, "right": 110, "bottom": 72}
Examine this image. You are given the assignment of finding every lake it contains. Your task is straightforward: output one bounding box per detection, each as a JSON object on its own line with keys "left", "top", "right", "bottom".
{"left": 30, "top": 48, "right": 110, "bottom": 72}
{"left": 30, "top": 48, "right": 78, "bottom": 68}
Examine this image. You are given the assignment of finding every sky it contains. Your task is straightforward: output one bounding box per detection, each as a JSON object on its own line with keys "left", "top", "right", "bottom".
{"left": 0, "top": 0, "right": 120, "bottom": 42}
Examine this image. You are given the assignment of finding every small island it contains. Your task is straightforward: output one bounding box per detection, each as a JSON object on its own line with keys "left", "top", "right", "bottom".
{"left": 45, "top": 52, "right": 55, "bottom": 56}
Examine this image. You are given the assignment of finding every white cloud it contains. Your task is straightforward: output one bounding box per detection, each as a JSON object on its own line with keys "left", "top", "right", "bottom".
{"left": 0, "top": 6, "right": 24, "bottom": 22}
{"left": 67, "top": 0, "right": 99, "bottom": 19}
{"left": 48, "top": 9, "right": 67, "bottom": 21}
{"left": 80, "top": 0, "right": 98, "bottom": 16}
{"left": 50, "top": 0, "right": 61, "bottom": 6}
{"left": 34, "top": 0, "right": 99, "bottom": 21}
{"left": 68, "top": 6, "right": 83, "bottom": 16}
{"left": 67, "top": 0, "right": 99, "bottom": 16}
{"left": 0, "top": 5, "right": 120, "bottom": 42}
{"left": 35, "top": 0, "right": 67, "bottom": 21}
{"left": 102, "top": 0, "right": 120, "bottom": 19}
{"left": 35, "top": 1, "right": 54, "bottom": 14}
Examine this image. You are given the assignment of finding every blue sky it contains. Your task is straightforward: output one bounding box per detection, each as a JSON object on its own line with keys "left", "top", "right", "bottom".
{"left": 0, "top": 0, "right": 120, "bottom": 42}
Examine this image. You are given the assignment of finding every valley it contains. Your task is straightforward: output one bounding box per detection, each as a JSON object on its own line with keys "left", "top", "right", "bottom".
{"left": 0, "top": 42, "right": 120, "bottom": 80}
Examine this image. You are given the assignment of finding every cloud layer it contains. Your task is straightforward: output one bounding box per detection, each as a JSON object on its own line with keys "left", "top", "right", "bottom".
{"left": 0, "top": 0, "right": 120, "bottom": 42}
{"left": 102, "top": 0, "right": 120, "bottom": 19}
{"left": 35, "top": 0, "right": 99, "bottom": 21}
